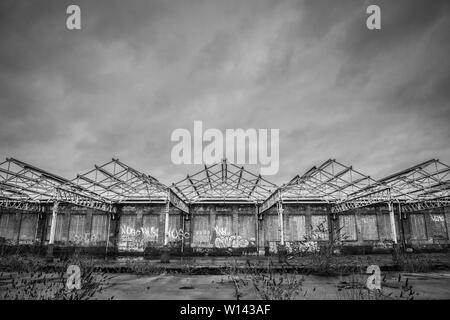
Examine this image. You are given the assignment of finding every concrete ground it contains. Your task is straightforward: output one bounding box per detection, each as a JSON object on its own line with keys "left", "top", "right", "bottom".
{"left": 89, "top": 252, "right": 450, "bottom": 273}
{"left": 1, "top": 252, "right": 450, "bottom": 300}
{"left": 93, "top": 271, "right": 450, "bottom": 300}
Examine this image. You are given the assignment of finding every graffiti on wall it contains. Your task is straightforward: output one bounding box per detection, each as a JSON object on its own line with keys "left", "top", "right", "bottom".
{"left": 211, "top": 226, "right": 255, "bottom": 248}
{"left": 167, "top": 228, "right": 190, "bottom": 241}
{"left": 431, "top": 215, "right": 444, "bottom": 223}
{"left": 120, "top": 225, "right": 158, "bottom": 242}
{"left": 120, "top": 225, "right": 190, "bottom": 250}
{"left": 374, "top": 240, "right": 394, "bottom": 249}
{"left": 193, "top": 230, "right": 211, "bottom": 246}
{"left": 119, "top": 225, "right": 158, "bottom": 251}
{"left": 71, "top": 233, "right": 99, "bottom": 245}
{"left": 190, "top": 226, "right": 256, "bottom": 248}
{"left": 268, "top": 240, "right": 319, "bottom": 254}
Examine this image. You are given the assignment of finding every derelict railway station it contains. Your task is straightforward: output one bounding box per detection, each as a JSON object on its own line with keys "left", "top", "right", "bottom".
{"left": 0, "top": 157, "right": 449, "bottom": 258}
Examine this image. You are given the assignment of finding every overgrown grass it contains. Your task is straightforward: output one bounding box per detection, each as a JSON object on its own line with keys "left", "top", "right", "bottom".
{"left": 392, "top": 246, "right": 434, "bottom": 272}
{"left": 221, "top": 259, "right": 307, "bottom": 300}
{"left": 0, "top": 254, "right": 47, "bottom": 273}
{"left": 282, "top": 222, "right": 350, "bottom": 275}
{"left": 0, "top": 254, "right": 113, "bottom": 300}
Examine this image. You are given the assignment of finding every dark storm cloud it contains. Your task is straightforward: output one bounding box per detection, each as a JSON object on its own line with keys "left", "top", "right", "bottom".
{"left": 0, "top": 0, "right": 449, "bottom": 185}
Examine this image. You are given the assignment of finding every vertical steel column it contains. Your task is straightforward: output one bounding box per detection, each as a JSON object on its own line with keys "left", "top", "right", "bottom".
{"left": 277, "top": 190, "right": 285, "bottom": 246}
{"left": 49, "top": 201, "right": 59, "bottom": 245}
{"left": 47, "top": 200, "right": 59, "bottom": 260}
{"left": 160, "top": 191, "right": 171, "bottom": 263}
{"left": 397, "top": 201, "right": 406, "bottom": 248}
{"left": 16, "top": 212, "right": 23, "bottom": 245}
{"left": 388, "top": 201, "right": 398, "bottom": 244}
{"left": 181, "top": 214, "right": 185, "bottom": 254}
{"left": 105, "top": 211, "right": 111, "bottom": 255}
{"left": 164, "top": 192, "right": 170, "bottom": 246}
{"left": 255, "top": 204, "right": 259, "bottom": 255}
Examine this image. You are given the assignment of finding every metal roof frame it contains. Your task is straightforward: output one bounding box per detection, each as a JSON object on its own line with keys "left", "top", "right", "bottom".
{"left": 73, "top": 159, "right": 188, "bottom": 213}
{"left": 261, "top": 159, "right": 378, "bottom": 213}
{"left": 0, "top": 158, "right": 115, "bottom": 212}
{"left": 332, "top": 159, "right": 450, "bottom": 213}
{"left": 73, "top": 158, "right": 168, "bottom": 202}
{"left": 1, "top": 157, "right": 449, "bottom": 215}
{"left": 171, "top": 159, "right": 277, "bottom": 204}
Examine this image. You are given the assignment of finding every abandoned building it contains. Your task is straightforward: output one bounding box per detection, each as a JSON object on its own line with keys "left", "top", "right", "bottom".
{"left": 0, "top": 157, "right": 449, "bottom": 257}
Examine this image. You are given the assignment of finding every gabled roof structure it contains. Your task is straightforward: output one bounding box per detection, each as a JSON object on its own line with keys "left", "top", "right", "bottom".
{"left": 171, "top": 159, "right": 277, "bottom": 204}
{"left": 261, "top": 159, "right": 377, "bottom": 213}
{"left": 73, "top": 159, "right": 168, "bottom": 203}
{"left": 0, "top": 158, "right": 189, "bottom": 214}
{"left": 71, "top": 158, "right": 188, "bottom": 213}
{"left": 0, "top": 158, "right": 115, "bottom": 212}
{"left": 333, "top": 159, "right": 450, "bottom": 213}
{"left": 1, "top": 157, "right": 449, "bottom": 215}
{"left": 283, "top": 159, "right": 376, "bottom": 201}
{"left": 379, "top": 159, "right": 450, "bottom": 201}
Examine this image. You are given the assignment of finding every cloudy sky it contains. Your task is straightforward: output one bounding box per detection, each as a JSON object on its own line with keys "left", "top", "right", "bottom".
{"left": 0, "top": 0, "right": 449, "bottom": 186}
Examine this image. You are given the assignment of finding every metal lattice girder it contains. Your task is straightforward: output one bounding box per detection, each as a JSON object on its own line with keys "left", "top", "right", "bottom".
{"left": 0, "top": 197, "right": 44, "bottom": 212}
{"left": 0, "top": 158, "right": 115, "bottom": 213}
{"left": 331, "top": 188, "right": 392, "bottom": 213}
{"left": 172, "top": 159, "right": 277, "bottom": 203}
{"left": 73, "top": 158, "right": 168, "bottom": 202}
{"left": 54, "top": 187, "right": 116, "bottom": 213}
{"left": 401, "top": 197, "right": 450, "bottom": 213}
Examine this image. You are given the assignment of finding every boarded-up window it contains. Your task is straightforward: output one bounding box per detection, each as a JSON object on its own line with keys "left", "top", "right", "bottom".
{"left": 238, "top": 215, "right": 256, "bottom": 245}
{"left": 0, "top": 213, "right": 15, "bottom": 240}
{"left": 410, "top": 214, "right": 427, "bottom": 240}
{"left": 69, "top": 215, "right": 86, "bottom": 242}
{"left": 215, "top": 215, "right": 232, "bottom": 235}
{"left": 19, "top": 214, "right": 38, "bottom": 242}
{"left": 212, "top": 215, "right": 233, "bottom": 248}
{"left": 264, "top": 215, "right": 279, "bottom": 242}
{"left": 119, "top": 215, "right": 137, "bottom": 242}
{"left": 429, "top": 214, "right": 447, "bottom": 240}
{"left": 311, "top": 215, "right": 328, "bottom": 240}
{"left": 142, "top": 215, "right": 159, "bottom": 243}
{"left": 46, "top": 214, "right": 68, "bottom": 242}
{"left": 378, "top": 214, "right": 401, "bottom": 241}
{"left": 91, "top": 215, "right": 108, "bottom": 242}
{"left": 339, "top": 215, "right": 357, "bottom": 241}
{"left": 446, "top": 212, "right": 450, "bottom": 239}
{"left": 192, "top": 215, "right": 211, "bottom": 247}
{"left": 168, "top": 215, "right": 182, "bottom": 243}
{"left": 238, "top": 215, "right": 255, "bottom": 239}
{"left": 288, "top": 215, "right": 306, "bottom": 241}
{"left": 360, "top": 215, "right": 378, "bottom": 240}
